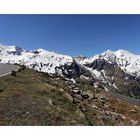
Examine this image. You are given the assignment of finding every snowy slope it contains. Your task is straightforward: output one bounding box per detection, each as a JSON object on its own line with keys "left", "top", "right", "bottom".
{"left": 0, "top": 45, "right": 72, "bottom": 74}
{"left": 79, "top": 49, "right": 140, "bottom": 77}
{"left": 21, "top": 49, "right": 73, "bottom": 73}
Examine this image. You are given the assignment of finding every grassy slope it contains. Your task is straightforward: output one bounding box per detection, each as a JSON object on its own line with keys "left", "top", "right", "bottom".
{"left": 0, "top": 68, "right": 140, "bottom": 125}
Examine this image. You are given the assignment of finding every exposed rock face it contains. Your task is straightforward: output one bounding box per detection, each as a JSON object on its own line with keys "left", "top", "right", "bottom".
{"left": 56, "top": 60, "right": 85, "bottom": 79}
{"left": 56, "top": 58, "right": 140, "bottom": 99}
{"left": 56, "top": 60, "right": 93, "bottom": 79}
{"left": 74, "top": 55, "right": 87, "bottom": 62}
{"left": 84, "top": 59, "right": 116, "bottom": 71}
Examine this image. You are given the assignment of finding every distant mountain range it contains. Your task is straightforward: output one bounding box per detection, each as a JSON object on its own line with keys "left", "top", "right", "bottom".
{"left": 0, "top": 44, "right": 140, "bottom": 99}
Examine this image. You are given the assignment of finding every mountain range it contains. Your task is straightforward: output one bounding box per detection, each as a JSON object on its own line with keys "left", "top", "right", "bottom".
{"left": 0, "top": 44, "right": 140, "bottom": 100}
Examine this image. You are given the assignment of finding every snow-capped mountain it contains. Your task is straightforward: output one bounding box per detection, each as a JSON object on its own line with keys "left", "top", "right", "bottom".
{"left": 55, "top": 49, "right": 140, "bottom": 99}
{"left": 0, "top": 45, "right": 72, "bottom": 74}
{"left": 0, "top": 44, "right": 140, "bottom": 99}
{"left": 0, "top": 44, "right": 26, "bottom": 55}
{"left": 79, "top": 49, "right": 140, "bottom": 77}
{"left": 0, "top": 44, "right": 140, "bottom": 77}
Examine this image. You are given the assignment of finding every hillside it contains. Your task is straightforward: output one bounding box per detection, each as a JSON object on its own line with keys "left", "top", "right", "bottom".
{"left": 0, "top": 67, "right": 140, "bottom": 125}
{"left": 0, "top": 45, "right": 140, "bottom": 100}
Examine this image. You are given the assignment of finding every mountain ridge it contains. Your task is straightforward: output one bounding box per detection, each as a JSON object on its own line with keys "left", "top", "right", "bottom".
{"left": 0, "top": 44, "right": 140, "bottom": 99}
{"left": 0, "top": 44, "right": 140, "bottom": 75}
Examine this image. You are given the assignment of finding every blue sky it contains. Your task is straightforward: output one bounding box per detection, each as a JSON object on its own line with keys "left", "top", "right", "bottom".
{"left": 0, "top": 15, "right": 140, "bottom": 56}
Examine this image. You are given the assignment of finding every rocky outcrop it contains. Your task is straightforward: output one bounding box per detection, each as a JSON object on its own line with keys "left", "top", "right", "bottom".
{"left": 56, "top": 60, "right": 91, "bottom": 79}
{"left": 56, "top": 58, "right": 140, "bottom": 100}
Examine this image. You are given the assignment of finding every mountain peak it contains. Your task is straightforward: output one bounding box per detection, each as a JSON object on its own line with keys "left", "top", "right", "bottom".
{"left": 102, "top": 49, "right": 134, "bottom": 56}
{"left": 104, "top": 49, "right": 114, "bottom": 53}
{"left": 0, "top": 44, "right": 25, "bottom": 55}
{"left": 32, "top": 48, "right": 48, "bottom": 54}
{"left": 101, "top": 49, "right": 116, "bottom": 61}
{"left": 35, "top": 48, "right": 47, "bottom": 52}
{"left": 115, "top": 49, "right": 133, "bottom": 56}
{"left": 101, "top": 49, "right": 138, "bottom": 59}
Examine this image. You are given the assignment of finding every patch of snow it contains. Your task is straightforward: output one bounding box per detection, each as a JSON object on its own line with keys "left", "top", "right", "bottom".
{"left": 94, "top": 83, "right": 98, "bottom": 88}
{"left": 70, "top": 78, "right": 76, "bottom": 83}
{"left": 112, "top": 83, "right": 119, "bottom": 90}
{"left": 104, "top": 86, "right": 109, "bottom": 92}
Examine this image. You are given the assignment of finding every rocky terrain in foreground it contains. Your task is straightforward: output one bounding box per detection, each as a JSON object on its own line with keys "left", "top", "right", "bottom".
{"left": 0, "top": 67, "right": 140, "bottom": 125}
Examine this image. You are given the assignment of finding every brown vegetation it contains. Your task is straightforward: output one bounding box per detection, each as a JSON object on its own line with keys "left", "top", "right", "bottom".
{"left": 0, "top": 68, "right": 139, "bottom": 125}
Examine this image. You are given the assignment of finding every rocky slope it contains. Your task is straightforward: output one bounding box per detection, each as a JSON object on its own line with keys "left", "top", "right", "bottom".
{"left": 0, "top": 68, "right": 140, "bottom": 125}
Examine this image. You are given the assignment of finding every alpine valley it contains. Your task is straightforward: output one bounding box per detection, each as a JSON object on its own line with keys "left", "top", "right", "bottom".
{"left": 0, "top": 44, "right": 140, "bottom": 125}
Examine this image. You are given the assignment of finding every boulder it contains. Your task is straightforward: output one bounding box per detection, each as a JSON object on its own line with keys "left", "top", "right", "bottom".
{"left": 11, "top": 70, "right": 16, "bottom": 77}
{"left": 18, "top": 68, "right": 22, "bottom": 72}
{"left": 81, "top": 94, "right": 89, "bottom": 99}
{"left": 82, "top": 90, "right": 94, "bottom": 99}
{"left": 21, "top": 65, "right": 26, "bottom": 70}
{"left": 71, "top": 87, "right": 82, "bottom": 95}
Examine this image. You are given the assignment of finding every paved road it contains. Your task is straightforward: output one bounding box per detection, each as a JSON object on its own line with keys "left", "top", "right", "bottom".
{"left": 109, "top": 91, "right": 140, "bottom": 107}
{"left": 0, "top": 64, "right": 19, "bottom": 77}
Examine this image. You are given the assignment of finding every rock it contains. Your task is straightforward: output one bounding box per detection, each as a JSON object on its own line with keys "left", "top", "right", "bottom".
{"left": 130, "top": 109, "right": 137, "bottom": 113}
{"left": 72, "top": 94, "right": 83, "bottom": 100}
{"left": 81, "top": 94, "right": 89, "bottom": 99}
{"left": 131, "top": 119, "right": 138, "bottom": 125}
{"left": 72, "top": 98, "right": 82, "bottom": 104}
{"left": 104, "top": 102, "right": 110, "bottom": 108}
{"left": 21, "top": 65, "right": 26, "bottom": 70}
{"left": 11, "top": 70, "right": 16, "bottom": 77}
{"left": 71, "top": 87, "right": 82, "bottom": 95}
{"left": 79, "top": 106, "right": 86, "bottom": 112}
{"left": 99, "top": 96, "right": 107, "bottom": 104}
{"left": 60, "top": 88, "right": 64, "bottom": 92}
{"left": 48, "top": 99, "right": 53, "bottom": 106}
{"left": 69, "top": 85, "right": 75, "bottom": 89}
{"left": 82, "top": 90, "right": 94, "bottom": 99}
{"left": 0, "top": 87, "right": 5, "bottom": 92}
{"left": 18, "top": 68, "right": 22, "bottom": 72}
{"left": 64, "top": 92, "right": 73, "bottom": 102}
{"left": 92, "top": 104, "right": 98, "bottom": 109}
{"left": 92, "top": 96, "right": 98, "bottom": 100}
